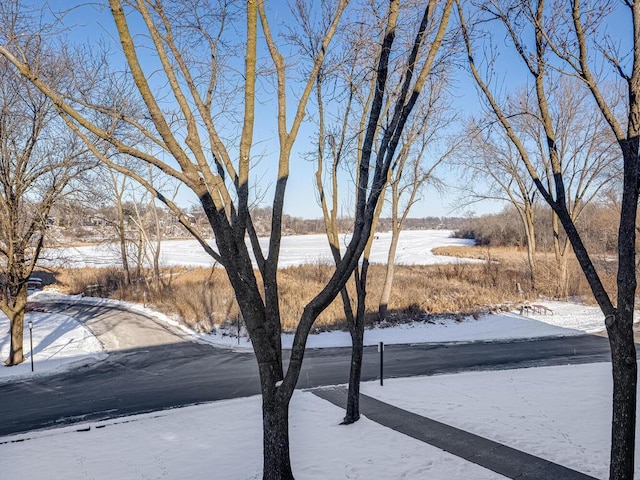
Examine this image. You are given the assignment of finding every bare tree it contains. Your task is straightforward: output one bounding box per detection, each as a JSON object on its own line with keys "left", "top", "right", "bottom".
{"left": 459, "top": 121, "right": 540, "bottom": 289}
{"left": 378, "top": 88, "right": 454, "bottom": 319}
{"left": 130, "top": 166, "right": 181, "bottom": 290}
{"left": 516, "top": 79, "right": 619, "bottom": 296}
{"left": 458, "top": 1, "right": 638, "bottom": 477}
{"left": 0, "top": 52, "right": 89, "bottom": 365}
{"left": 0, "top": 0, "right": 448, "bottom": 477}
{"left": 311, "top": 0, "right": 454, "bottom": 424}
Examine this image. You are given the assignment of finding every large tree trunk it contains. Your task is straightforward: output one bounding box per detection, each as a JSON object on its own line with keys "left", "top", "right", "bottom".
{"left": 607, "top": 139, "right": 638, "bottom": 480}
{"left": 5, "top": 310, "right": 25, "bottom": 366}
{"left": 607, "top": 309, "right": 637, "bottom": 480}
{"left": 259, "top": 363, "right": 294, "bottom": 480}
{"left": 4, "top": 286, "right": 28, "bottom": 366}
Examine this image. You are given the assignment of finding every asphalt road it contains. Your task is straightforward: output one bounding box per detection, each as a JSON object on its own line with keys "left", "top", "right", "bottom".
{"left": 0, "top": 301, "right": 614, "bottom": 437}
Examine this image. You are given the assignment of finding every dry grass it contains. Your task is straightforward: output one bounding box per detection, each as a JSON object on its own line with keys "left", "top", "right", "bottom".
{"left": 50, "top": 246, "right": 617, "bottom": 333}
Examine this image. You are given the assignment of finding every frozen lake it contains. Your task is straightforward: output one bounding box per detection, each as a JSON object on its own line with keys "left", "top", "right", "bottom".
{"left": 43, "top": 230, "right": 474, "bottom": 268}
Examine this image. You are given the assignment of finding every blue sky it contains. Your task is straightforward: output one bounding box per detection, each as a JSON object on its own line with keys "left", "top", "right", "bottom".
{"left": 37, "top": 1, "right": 634, "bottom": 220}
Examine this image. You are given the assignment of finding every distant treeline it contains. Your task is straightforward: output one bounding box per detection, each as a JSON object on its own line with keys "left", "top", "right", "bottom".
{"left": 247, "top": 206, "right": 469, "bottom": 236}
{"left": 452, "top": 203, "right": 619, "bottom": 254}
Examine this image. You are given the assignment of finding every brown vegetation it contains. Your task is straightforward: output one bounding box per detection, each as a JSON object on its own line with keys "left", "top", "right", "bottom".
{"left": 51, "top": 245, "right": 617, "bottom": 334}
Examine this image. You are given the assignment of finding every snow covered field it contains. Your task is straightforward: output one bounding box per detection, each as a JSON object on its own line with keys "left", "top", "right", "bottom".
{"left": 361, "top": 363, "right": 619, "bottom": 479}
{"left": 45, "top": 229, "right": 476, "bottom": 268}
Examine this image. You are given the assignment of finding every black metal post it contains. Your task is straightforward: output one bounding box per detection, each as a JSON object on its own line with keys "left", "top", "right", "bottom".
{"left": 237, "top": 316, "right": 240, "bottom": 345}
{"left": 379, "top": 341, "right": 384, "bottom": 386}
{"left": 28, "top": 321, "right": 34, "bottom": 372}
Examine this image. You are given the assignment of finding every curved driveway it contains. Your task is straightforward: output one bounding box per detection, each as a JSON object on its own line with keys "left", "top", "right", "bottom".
{"left": 0, "top": 300, "right": 613, "bottom": 437}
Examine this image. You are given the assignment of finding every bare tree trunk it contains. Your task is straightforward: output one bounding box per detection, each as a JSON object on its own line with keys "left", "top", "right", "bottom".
{"left": 258, "top": 355, "right": 293, "bottom": 479}
{"left": 262, "top": 400, "right": 292, "bottom": 480}
{"left": 5, "top": 310, "right": 24, "bottom": 366}
{"left": 523, "top": 205, "right": 536, "bottom": 291}
{"left": 118, "top": 207, "right": 131, "bottom": 286}
{"left": 344, "top": 259, "right": 369, "bottom": 424}
{"left": 135, "top": 231, "right": 143, "bottom": 280}
{"left": 554, "top": 202, "right": 636, "bottom": 480}
{"left": 378, "top": 232, "right": 400, "bottom": 320}
{"left": 4, "top": 285, "right": 27, "bottom": 366}
{"left": 552, "top": 212, "right": 569, "bottom": 298}
{"left": 608, "top": 307, "right": 637, "bottom": 480}
{"left": 606, "top": 138, "right": 638, "bottom": 480}
{"left": 344, "top": 325, "right": 364, "bottom": 423}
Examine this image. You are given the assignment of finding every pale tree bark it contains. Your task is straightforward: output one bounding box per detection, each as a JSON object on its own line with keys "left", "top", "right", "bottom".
{"left": 459, "top": 1, "right": 636, "bottom": 477}
{"left": 0, "top": 0, "right": 448, "bottom": 476}
{"left": 130, "top": 166, "right": 179, "bottom": 291}
{"left": 516, "top": 79, "right": 618, "bottom": 297}
{"left": 110, "top": 169, "right": 132, "bottom": 285}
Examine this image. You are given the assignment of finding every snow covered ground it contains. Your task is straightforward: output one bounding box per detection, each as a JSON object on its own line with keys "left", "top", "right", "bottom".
{"left": 0, "top": 307, "right": 105, "bottom": 384}
{"left": 0, "top": 229, "right": 624, "bottom": 478}
{"left": 0, "top": 363, "right": 627, "bottom": 479}
{"left": 44, "top": 229, "right": 477, "bottom": 268}
{"left": 0, "top": 295, "right": 621, "bottom": 479}
{"left": 361, "top": 362, "right": 620, "bottom": 479}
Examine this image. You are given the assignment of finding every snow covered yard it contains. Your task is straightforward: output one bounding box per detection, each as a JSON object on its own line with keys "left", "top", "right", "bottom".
{"left": 0, "top": 362, "right": 629, "bottom": 479}
{"left": 0, "top": 308, "right": 105, "bottom": 383}
{"left": 0, "top": 294, "right": 626, "bottom": 478}
{"left": 361, "top": 362, "right": 624, "bottom": 479}
{"left": 192, "top": 298, "right": 609, "bottom": 349}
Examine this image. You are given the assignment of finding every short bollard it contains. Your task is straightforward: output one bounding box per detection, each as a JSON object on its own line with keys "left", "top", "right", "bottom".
{"left": 378, "top": 341, "right": 384, "bottom": 386}
{"left": 28, "top": 319, "right": 34, "bottom": 372}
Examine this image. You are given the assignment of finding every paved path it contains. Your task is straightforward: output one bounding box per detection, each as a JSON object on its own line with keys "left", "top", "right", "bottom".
{"left": 313, "top": 387, "right": 598, "bottom": 480}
